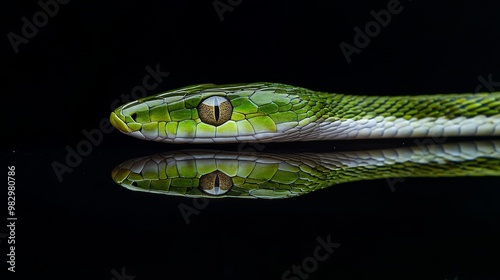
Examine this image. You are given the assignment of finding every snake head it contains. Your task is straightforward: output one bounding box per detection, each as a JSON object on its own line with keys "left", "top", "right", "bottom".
{"left": 110, "top": 83, "right": 310, "bottom": 143}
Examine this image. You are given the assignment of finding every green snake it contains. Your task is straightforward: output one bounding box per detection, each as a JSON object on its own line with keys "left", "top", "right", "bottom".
{"left": 110, "top": 83, "right": 500, "bottom": 143}
{"left": 112, "top": 140, "right": 500, "bottom": 199}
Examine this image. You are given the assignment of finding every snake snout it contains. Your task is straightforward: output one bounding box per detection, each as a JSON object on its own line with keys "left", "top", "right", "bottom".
{"left": 110, "top": 111, "right": 132, "bottom": 133}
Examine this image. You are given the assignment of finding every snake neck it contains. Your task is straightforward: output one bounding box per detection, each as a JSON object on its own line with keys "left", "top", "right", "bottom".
{"left": 293, "top": 90, "right": 500, "bottom": 140}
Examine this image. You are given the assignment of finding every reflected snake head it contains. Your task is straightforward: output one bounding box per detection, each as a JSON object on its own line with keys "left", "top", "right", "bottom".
{"left": 111, "top": 150, "right": 318, "bottom": 199}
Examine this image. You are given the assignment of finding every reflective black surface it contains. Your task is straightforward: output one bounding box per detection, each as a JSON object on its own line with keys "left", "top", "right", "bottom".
{"left": 3, "top": 0, "right": 500, "bottom": 279}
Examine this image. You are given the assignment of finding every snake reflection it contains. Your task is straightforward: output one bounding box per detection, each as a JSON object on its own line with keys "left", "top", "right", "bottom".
{"left": 111, "top": 140, "right": 500, "bottom": 199}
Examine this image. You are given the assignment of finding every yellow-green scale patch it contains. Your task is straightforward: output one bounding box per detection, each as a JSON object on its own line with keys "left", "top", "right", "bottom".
{"left": 196, "top": 123, "right": 216, "bottom": 138}
{"left": 150, "top": 180, "right": 169, "bottom": 191}
{"left": 150, "top": 105, "right": 171, "bottom": 122}
{"left": 158, "top": 122, "right": 167, "bottom": 138}
{"left": 236, "top": 161, "right": 256, "bottom": 177}
{"left": 250, "top": 91, "right": 272, "bottom": 105}
{"left": 142, "top": 123, "right": 159, "bottom": 139}
{"left": 248, "top": 163, "right": 278, "bottom": 180}
{"left": 158, "top": 161, "right": 167, "bottom": 179}
{"left": 166, "top": 164, "right": 179, "bottom": 177}
{"left": 232, "top": 112, "right": 246, "bottom": 121}
{"left": 217, "top": 160, "right": 239, "bottom": 176}
{"left": 127, "top": 172, "right": 143, "bottom": 181}
{"left": 269, "top": 111, "right": 298, "bottom": 123}
{"left": 166, "top": 122, "right": 177, "bottom": 137}
{"left": 216, "top": 121, "right": 238, "bottom": 137}
{"left": 177, "top": 120, "right": 197, "bottom": 138}
{"left": 170, "top": 109, "right": 192, "bottom": 121}
{"left": 184, "top": 96, "right": 203, "bottom": 108}
{"left": 171, "top": 178, "right": 192, "bottom": 189}
{"left": 292, "top": 101, "right": 307, "bottom": 110}
{"left": 259, "top": 181, "right": 279, "bottom": 190}
{"left": 231, "top": 176, "right": 246, "bottom": 185}
{"left": 167, "top": 100, "right": 185, "bottom": 112}
{"left": 229, "top": 97, "right": 249, "bottom": 107}
{"left": 234, "top": 100, "right": 258, "bottom": 114}
{"left": 113, "top": 169, "right": 130, "bottom": 182}
{"left": 134, "top": 180, "right": 150, "bottom": 190}
{"left": 191, "top": 110, "right": 198, "bottom": 119}
{"left": 236, "top": 120, "right": 255, "bottom": 136}
{"left": 128, "top": 123, "right": 142, "bottom": 132}
{"left": 272, "top": 169, "right": 299, "bottom": 183}
{"left": 232, "top": 90, "right": 255, "bottom": 97}
{"left": 258, "top": 103, "right": 279, "bottom": 114}
{"left": 278, "top": 103, "right": 292, "bottom": 111}
{"left": 177, "top": 161, "right": 198, "bottom": 178}
{"left": 272, "top": 95, "right": 291, "bottom": 106}
{"left": 247, "top": 116, "right": 277, "bottom": 133}
{"left": 195, "top": 159, "right": 217, "bottom": 174}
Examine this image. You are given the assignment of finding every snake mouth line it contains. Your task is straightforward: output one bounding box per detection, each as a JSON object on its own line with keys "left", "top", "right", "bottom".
{"left": 110, "top": 112, "right": 131, "bottom": 133}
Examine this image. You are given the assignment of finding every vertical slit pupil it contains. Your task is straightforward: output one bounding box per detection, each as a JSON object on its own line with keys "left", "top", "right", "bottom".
{"left": 214, "top": 98, "right": 220, "bottom": 122}
{"left": 214, "top": 174, "right": 220, "bottom": 193}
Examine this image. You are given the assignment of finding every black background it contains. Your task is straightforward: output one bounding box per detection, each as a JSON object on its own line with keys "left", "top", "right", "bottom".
{"left": 2, "top": 0, "right": 500, "bottom": 279}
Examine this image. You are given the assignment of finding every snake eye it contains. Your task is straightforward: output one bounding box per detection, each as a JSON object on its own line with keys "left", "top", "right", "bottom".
{"left": 197, "top": 96, "right": 232, "bottom": 126}
{"left": 199, "top": 171, "right": 233, "bottom": 196}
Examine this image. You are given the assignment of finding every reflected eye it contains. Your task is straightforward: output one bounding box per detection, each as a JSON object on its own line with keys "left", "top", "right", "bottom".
{"left": 198, "top": 96, "right": 232, "bottom": 126}
{"left": 199, "top": 171, "right": 233, "bottom": 196}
